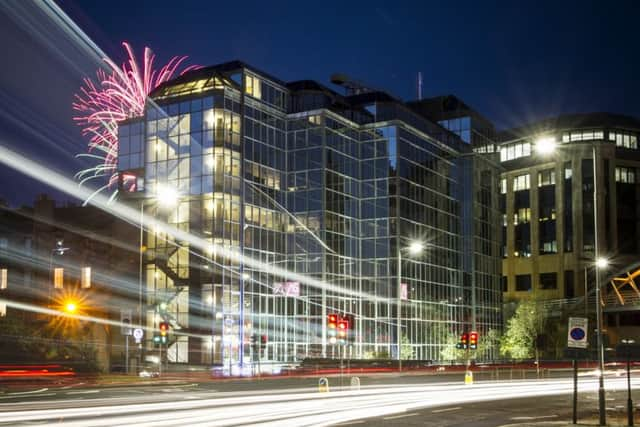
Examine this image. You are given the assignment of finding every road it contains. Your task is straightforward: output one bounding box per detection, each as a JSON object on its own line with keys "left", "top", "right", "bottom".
{"left": 0, "top": 373, "right": 637, "bottom": 426}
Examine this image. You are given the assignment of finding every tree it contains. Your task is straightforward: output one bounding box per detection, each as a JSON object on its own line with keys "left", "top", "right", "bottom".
{"left": 400, "top": 334, "right": 414, "bottom": 359}
{"left": 500, "top": 299, "right": 548, "bottom": 360}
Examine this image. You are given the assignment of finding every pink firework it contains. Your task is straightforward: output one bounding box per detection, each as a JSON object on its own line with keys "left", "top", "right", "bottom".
{"left": 73, "top": 42, "right": 199, "bottom": 201}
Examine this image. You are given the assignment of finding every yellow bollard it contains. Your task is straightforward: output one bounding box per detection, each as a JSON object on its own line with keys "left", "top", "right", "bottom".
{"left": 318, "top": 377, "right": 329, "bottom": 392}
{"left": 464, "top": 370, "right": 473, "bottom": 385}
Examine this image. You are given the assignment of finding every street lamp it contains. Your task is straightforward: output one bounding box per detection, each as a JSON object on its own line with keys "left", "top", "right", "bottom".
{"left": 397, "top": 240, "right": 424, "bottom": 370}
{"left": 535, "top": 137, "right": 607, "bottom": 426}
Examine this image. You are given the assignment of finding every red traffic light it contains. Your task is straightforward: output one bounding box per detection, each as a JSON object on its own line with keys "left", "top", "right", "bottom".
{"left": 159, "top": 322, "right": 169, "bottom": 336}
{"left": 469, "top": 331, "right": 478, "bottom": 349}
{"left": 328, "top": 314, "right": 338, "bottom": 329}
{"left": 337, "top": 320, "right": 348, "bottom": 330}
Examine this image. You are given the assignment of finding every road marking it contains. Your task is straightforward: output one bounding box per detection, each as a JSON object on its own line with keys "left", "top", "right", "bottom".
{"left": 511, "top": 415, "right": 558, "bottom": 420}
{"left": 432, "top": 407, "right": 461, "bottom": 413}
{"left": 335, "top": 421, "right": 366, "bottom": 426}
{"left": 383, "top": 412, "right": 420, "bottom": 420}
{"left": 0, "top": 393, "right": 56, "bottom": 400}
{"left": 66, "top": 390, "right": 100, "bottom": 395}
{"left": 7, "top": 388, "right": 48, "bottom": 395}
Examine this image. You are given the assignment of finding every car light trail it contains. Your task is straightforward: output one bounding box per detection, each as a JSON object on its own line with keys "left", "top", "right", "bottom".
{"left": 0, "top": 378, "right": 637, "bottom": 426}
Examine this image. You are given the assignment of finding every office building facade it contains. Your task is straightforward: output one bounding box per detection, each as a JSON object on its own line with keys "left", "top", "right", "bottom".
{"left": 117, "top": 62, "right": 503, "bottom": 366}
{"left": 498, "top": 114, "right": 640, "bottom": 334}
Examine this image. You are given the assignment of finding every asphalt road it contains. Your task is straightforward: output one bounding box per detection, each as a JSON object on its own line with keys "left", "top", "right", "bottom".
{"left": 0, "top": 372, "right": 637, "bottom": 426}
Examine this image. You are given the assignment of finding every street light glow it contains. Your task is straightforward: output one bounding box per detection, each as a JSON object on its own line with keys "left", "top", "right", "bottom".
{"left": 408, "top": 241, "right": 424, "bottom": 254}
{"left": 534, "top": 136, "right": 557, "bottom": 155}
{"left": 596, "top": 257, "right": 609, "bottom": 269}
{"left": 64, "top": 301, "right": 77, "bottom": 313}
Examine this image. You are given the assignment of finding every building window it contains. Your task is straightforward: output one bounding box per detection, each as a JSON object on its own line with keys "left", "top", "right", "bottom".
{"left": 610, "top": 132, "right": 638, "bottom": 149}
{"left": 501, "top": 276, "right": 508, "bottom": 292}
{"left": 515, "top": 274, "right": 532, "bottom": 291}
{"left": 54, "top": 268, "right": 63, "bottom": 289}
{"left": 564, "top": 270, "right": 575, "bottom": 298}
{"left": 500, "top": 178, "right": 507, "bottom": 194}
{"left": 0, "top": 269, "right": 6, "bottom": 289}
{"left": 513, "top": 174, "right": 530, "bottom": 191}
{"left": 538, "top": 168, "right": 556, "bottom": 187}
{"left": 562, "top": 129, "right": 604, "bottom": 142}
{"left": 0, "top": 302, "right": 5, "bottom": 317}
{"left": 245, "top": 74, "right": 262, "bottom": 99}
{"left": 615, "top": 166, "right": 636, "bottom": 184}
{"left": 539, "top": 272, "right": 557, "bottom": 290}
{"left": 500, "top": 141, "right": 531, "bottom": 162}
{"left": 81, "top": 267, "right": 91, "bottom": 289}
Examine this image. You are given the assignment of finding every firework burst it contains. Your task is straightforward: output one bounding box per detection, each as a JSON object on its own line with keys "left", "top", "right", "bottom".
{"left": 73, "top": 42, "right": 199, "bottom": 203}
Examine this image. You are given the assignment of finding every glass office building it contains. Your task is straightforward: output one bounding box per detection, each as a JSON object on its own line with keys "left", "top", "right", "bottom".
{"left": 117, "top": 61, "right": 502, "bottom": 367}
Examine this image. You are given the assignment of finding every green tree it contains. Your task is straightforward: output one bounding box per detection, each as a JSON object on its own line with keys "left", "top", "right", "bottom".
{"left": 500, "top": 299, "right": 547, "bottom": 360}
{"left": 400, "top": 334, "right": 414, "bottom": 359}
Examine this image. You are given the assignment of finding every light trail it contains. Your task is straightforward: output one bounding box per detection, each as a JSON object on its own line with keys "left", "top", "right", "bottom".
{"left": 0, "top": 378, "right": 637, "bottom": 426}
{"left": 0, "top": 145, "right": 389, "bottom": 306}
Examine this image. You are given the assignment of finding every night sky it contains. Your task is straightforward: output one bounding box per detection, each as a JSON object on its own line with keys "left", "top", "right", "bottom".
{"left": 1, "top": 0, "right": 640, "bottom": 206}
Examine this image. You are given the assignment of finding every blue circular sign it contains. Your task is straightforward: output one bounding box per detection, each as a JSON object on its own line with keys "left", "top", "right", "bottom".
{"left": 570, "top": 327, "right": 585, "bottom": 340}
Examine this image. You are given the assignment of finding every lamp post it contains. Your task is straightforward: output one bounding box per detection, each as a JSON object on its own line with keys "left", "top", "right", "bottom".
{"left": 397, "top": 240, "right": 423, "bottom": 371}
{"left": 535, "top": 138, "right": 607, "bottom": 426}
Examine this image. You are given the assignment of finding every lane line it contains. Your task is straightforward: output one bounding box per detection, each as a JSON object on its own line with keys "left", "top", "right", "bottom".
{"left": 7, "top": 388, "right": 48, "bottom": 395}
{"left": 432, "top": 406, "right": 461, "bottom": 413}
{"left": 383, "top": 412, "right": 420, "bottom": 420}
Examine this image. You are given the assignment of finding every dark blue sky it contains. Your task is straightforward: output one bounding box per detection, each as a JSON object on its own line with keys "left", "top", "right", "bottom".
{"left": 1, "top": 0, "right": 639, "bottom": 206}
{"left": 59, "top": 0, "right": 640, "bottom": 127}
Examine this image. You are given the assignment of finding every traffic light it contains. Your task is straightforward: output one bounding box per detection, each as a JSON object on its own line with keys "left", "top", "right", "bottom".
{"left": 327, "top": 314, "right": 337, "bottom": 343}
{"left": 337, "top": 319, "right": 348, "bottom": 344}
{"left": 159, "top": 322, "right": 169, "bottom": 344}
{"left": 250, "top": 334, "right": 257, "bottom": 346}
{"left": 456, "top": 332, "right": 469, "bottom": 349}
{"left": 260, "top": 335, "right": 267, "bottom": 350}
{"left": 469, "top": 331, "right": 478, "bottom": 350}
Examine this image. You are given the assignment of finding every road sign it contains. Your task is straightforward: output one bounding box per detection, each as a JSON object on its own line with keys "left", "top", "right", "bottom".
{"left": 133, "top": 328, "right": 144, "bottom": 343}
{"left": 121, "top": 309, "right": 132, "bottom": 335}
{"left": 567, "top": 317, "right": 588, "bottom": 349}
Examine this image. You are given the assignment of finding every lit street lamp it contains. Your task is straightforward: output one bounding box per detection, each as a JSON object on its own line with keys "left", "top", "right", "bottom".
{"left": 397, "top": 240, "right": 424, "bottom": 370}
{"left": 535, "top": 136, "right": 608, "bottom": 426}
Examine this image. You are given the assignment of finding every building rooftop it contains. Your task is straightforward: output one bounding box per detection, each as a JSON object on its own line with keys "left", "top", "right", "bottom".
{"left": 499, "top": 112, "right": 640, "bottom": 141}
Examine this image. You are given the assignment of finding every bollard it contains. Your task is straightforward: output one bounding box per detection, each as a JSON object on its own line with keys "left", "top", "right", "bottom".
{"left": 464, "top": 370, "right": 473, "bottom": 385}
{"left": 318, "top": 377, "right": 329, "bottom": 393}
{"left": 350, "top": 376, "right": 360, "bottom": 391}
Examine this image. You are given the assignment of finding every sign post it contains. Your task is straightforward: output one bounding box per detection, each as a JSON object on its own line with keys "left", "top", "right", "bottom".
{"left": 121, "top": 309, "right": 132, "bottom": 374}
{"left": 567, "top": 317, "right": 588, "bottom": 424}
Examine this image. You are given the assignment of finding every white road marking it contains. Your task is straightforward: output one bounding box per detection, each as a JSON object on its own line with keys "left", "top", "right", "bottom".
{"left": 7, "top": 388, "right": 48, "bottom": 395}
{"left": 511, "top": 415, "right": 558, "bottom": 420}
{"left": 66, "top": 390, "right": 100, "bottom": 395}
{"left": 432, "top": 406, "right": 461, "bottom": 413}
{"left": 383, "top": 412, "right": 420, "bottom": 420}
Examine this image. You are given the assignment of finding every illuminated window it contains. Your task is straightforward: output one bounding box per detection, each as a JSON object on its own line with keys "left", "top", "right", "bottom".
{"left": 500, "top": 141, "right": 530, "bottom": 162}
{"left": 538, "top": 168, "right": 556, "bottom": 187}
{"left": 610, "top": 132, "right": 638, "bottom": 149}
{"left": 0, "top": 302, "right": 5, "bottom": 317}
{"left": 81, "top": 267, "right": 91, "bottom": 289}
{"left": 615, "top": 166, "right": 636, "bottom": 183}
{"left": 54, "top": 268, "right": 63, "bottom": 289}
{"left": 563, "top": 129, "right": 604, "bottom": 142}
{"left": 0, "top": 268, "right": 6, "bottom": 289}
{"left": 513, "top": 174, "right": 530, "bottom": 191}
{"left": 245, "top": 74, "right": 262, "bottom": 99}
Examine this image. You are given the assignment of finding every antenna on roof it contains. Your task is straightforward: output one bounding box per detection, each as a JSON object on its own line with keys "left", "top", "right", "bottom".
{"left": 417, "top": 72, "right": 423, "bottom": 100}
